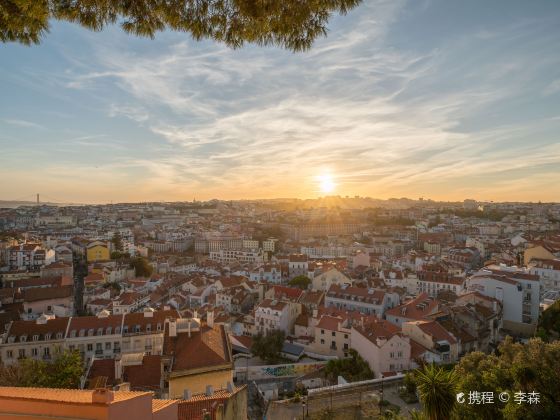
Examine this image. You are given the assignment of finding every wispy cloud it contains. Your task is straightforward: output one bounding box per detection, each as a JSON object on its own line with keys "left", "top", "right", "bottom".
{"left": 1, "top": 0, "right": 560, "bottom": 203}
{"left": 2, "top": 119, "right": 46, "bottom": 129}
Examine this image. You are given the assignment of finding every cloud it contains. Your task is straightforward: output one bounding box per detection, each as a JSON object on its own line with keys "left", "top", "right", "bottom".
{"left": 2, "top": 119, "right": 46, "bottom": 130}
{"left": 3, "top": 0, "right": 560, "bottom": 202}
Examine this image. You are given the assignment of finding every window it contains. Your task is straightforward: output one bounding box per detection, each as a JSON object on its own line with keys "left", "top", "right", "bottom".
{"left": 320, "top": 339, "right": 325, "bottom": 345}
{"left": 321, "top": 329, "right": 324, "bottom": 335}
{"left": 344, "top": 343, "right": 349, "bottom": 350}
{"left": 6, "top": 350, "right": 13, "bottom": 359}
{"left": 56, "top": 332, "right": 63, "bottom": 339}
{"left": 32, "top": 348, "right": 38, "bottom": 356}
{"left": 43, "top": 347, "right": 50, "bottom": 356}
{"left": 18, "top": 349, "right": 25, "bottom": 358}
{"left": 45, "top": 333, "right": 51, "bottom": 341}
{"left": 96, "top": 343, "right": 102, "bottom": 351}
{"left": 344, "top": 334, "right": 348, "bottom": 339}
{"left": 332, "top": 331, "right": 336, "bottom": 337}
{"left": 33, "top": 335, "right": 39, "bottom": 341}
{"left": 105, "top": 342, "right": 111, "bottom": 350}
{"left": 87, "top": 344, "right": 93, "bottom": 351}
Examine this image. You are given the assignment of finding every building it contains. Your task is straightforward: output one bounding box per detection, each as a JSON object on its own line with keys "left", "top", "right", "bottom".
{"left": 209, "top": 249, "right": 264, "bottom": 265}
{"left": 164, "top": 317, "right": 234, "bottom": 398}
{"left": 288, "top": 254, "right": 309, "bottom": 278}
{"left": 41, "top": 260, "right": 74, "bottom": 279}
{"left": 385, "top": 293, "right": 439, "bottom": 327}
{"left": 0, "top": 387, "right": 177, "bottom": 420}
{"left": 401, "top": 320, "right": 459, "bottom": 363}
{"left": 351, "top": 320, "right": 412, "bottom": 378}
{"left": 87, "top": 241, "right": 111, "bottom": 262}
{"left": 254, "top": 299, "right": 300, "bottom": 335}
{"left": 325, "top": 284, "right": 399, "bottom": 316}
{"left": 528, "top": 258, "right": 560, "bottom": 291}
{"left": 6, "top": 243, "right": 53, "bottom": 271}
{"left": 177, "top": 384, "right": 247, "bottom": 420}
{"left": 466, "top": 267, "right": 540, "bottom": 335}
{"left": 249, "top": 263, "right": 282, "bottom": 284}
{"left": 312, "top": 267, "right": 352, "bottom": 291}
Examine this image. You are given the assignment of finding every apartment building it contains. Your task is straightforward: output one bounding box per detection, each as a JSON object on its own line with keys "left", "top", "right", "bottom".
{"left": 254, "top": 299, "right": 300, "bottom": 335}
{"left": 352, "top": 320, "right": 412, "bottom": 378}
{"left": 325, "top": 284, "right": 400, "bottom": 316}
{"left": 466, "top": 267, "right": 540, "bottom": 335}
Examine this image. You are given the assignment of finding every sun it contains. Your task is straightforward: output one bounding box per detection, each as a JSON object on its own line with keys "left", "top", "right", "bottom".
{"left": 318, "top": 174, "right": 336, "bottom": 194}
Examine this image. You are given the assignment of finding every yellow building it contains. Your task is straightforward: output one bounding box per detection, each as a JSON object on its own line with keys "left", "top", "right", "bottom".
{"left": 164, "top": 318, "right": 234, "bottom": 398}
{"left": 524, "top": 244, "right": 556, "bottom": 266}
{"left": 87, "top": 240, "right": 110, "bottom": 262}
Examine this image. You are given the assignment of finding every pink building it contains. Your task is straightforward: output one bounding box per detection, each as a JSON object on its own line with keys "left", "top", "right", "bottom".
{"left": 351, "top": 320, "right": 411, "bottom": 378}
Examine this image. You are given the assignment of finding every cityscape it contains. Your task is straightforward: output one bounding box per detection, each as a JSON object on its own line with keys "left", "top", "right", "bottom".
{"left": 2, "top": 1, "right": 560, "bottom": 420}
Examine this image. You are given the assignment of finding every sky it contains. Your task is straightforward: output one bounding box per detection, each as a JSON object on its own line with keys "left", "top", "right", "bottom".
{"left": 1, "top": 0, "right": 560, "bottom": 204}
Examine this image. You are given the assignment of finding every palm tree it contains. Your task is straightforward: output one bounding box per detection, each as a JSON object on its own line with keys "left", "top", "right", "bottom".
{"left": 414, "top": 364, "right": 458, "bottom": 420}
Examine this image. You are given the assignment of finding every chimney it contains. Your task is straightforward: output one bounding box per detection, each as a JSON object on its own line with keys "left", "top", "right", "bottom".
{"left": 207, "top": 311, "right": 214, "bottom": 328}
{"left": 206, "top": 385, "right": 214, "bottom": 396}
{"left": 92, "top": 389, "right": 114, "bottom": 404}
{"left": 227, "top": 382, "right": 234, "bottom": 393}
{"left": 168, "top": 318, "right": 177, "bottom": 337}
{"left": 183, "top": 389, "right": 192, "bottom": 400}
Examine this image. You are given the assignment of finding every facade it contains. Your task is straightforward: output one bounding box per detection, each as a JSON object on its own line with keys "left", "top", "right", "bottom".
{"left": 312, "top": 267, "right": 352, "bottom": 291}
{"left": 254, "top": 299, "right": 300, "bottom": 335}
{"left": 87, "top": 241, "right": 111, "bottom": 262}
{"left": 401, "top": 320, "right": 459, "bottom": 363}
{"left": 351, "top": 320, "right": 412, "bottom": 378}
{"left": 7, "top": 243, "right": 53, "bottom": 271}
{"left": 466, "top": 268, "right": 540, "bottom": 335}
{"left": 209, "top": 249, "right": 264, "bottom": 265}
{"left": 325, "top": 284, "right": 399, "bottom": 316}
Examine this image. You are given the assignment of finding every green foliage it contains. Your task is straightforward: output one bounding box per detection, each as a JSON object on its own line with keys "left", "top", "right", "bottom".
{"left": 251, "top": 330, "right": 285, "bottom": 364}
{"left": 537, "top": 300, "right": 560, "bottom": 339}
{"left": 453, "top": 337, "right": 560, "bottom": 420}
{"left": 1, "top": 0, "right": 362, "bottom": 51}
{"left": 130, "top": 256, "right": 153, "bottom": 278}
{"left": 103, "top": 281, "right": 122, "bottom": 292}
{"left": 288, "top": 275, "right": 312, "bottom": 290}
{"left": 110, "top": 251, "right": 130, "bottom": 260}
{"left": 0, "top": 349, "right": 83, "bottom": 388}
{"left": 414, "top": 363, "right": 458, "bottom": 420}
{"left": 111, "top": 231, "right": 123, "bottom": 252}
{"left": 404, "top": 371, "right": 417, "bottom": 394}
{"left": 324, "top": 349, "right": 374, "bottom": 383}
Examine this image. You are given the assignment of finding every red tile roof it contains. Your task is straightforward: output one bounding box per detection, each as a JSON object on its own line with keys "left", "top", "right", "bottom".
{"left": 167, "top": 325, "right": 232, "bottom": 372}
{"left": 177, "top": 385, "right": 246, "bottom": 420}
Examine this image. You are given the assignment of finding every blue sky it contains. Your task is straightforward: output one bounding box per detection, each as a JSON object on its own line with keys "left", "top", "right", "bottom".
{"left": 1, "top": 0, "right": 560, "bottom": 203}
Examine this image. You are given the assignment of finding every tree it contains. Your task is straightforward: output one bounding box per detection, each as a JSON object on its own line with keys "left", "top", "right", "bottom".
{"left": 130, "top": 256, "right": 153, "bottom": 277}
{"left": 111, "top": 231, "right": 123, "bottom": 252}
{"left": 288, "top": 275, "right": 311, "bottom": 290}
{"left": 0, "top": 349, "right": 83, "bottom": 388}
{"left": 1, "top": 0, "right": 362, "bottom": 51}
{"left": 324, "top": 349, "right": 374, "bottom": 383}
{"left": 453, "top": 337, "right": 560, "bottom": 420}
{"left": 414, "top": 363, "right": 458, "bottom": 420}
{"left": 251, "top": 330, "right": 285, "bottom": 363}
{"left": 537, "top": 300, "right": 560, "bottom": 340}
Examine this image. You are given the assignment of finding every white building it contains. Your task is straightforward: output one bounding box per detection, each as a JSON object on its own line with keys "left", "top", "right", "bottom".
{"left": 466, "top": 267, "right": 540, "bottom": 335}
{"left": 254, "top": 299, "right": 300, "bottom": 336}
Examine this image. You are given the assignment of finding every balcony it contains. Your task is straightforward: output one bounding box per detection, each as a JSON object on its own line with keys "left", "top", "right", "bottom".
{"left": 113, "top": 348, "right": 121, "bottom": 354}
{"left": 95, "top": 350, "right": 104, "bottom": 355}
